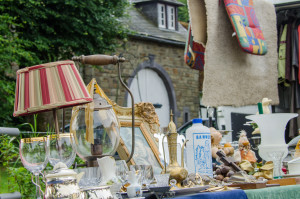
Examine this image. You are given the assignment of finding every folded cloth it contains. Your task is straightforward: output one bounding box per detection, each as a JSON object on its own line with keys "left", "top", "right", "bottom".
{"left": 245, "top": 184, "right": 300, "bottom": 199}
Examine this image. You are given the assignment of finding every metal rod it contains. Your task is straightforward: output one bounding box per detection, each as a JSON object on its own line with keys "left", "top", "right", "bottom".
{"left": 53, "top": 109, "right": 60, "bottom": 135}
{"left": 53, "top": 109, "right": 63, "bottom": 161}
{"left": 118, "top": 62, "right": 135, "bottom": 163}
{"left": 162, "top": 135, "right": 167, "bottom": 173}
{"left": 62, "top": 109, "right": 65, "bottom": 133}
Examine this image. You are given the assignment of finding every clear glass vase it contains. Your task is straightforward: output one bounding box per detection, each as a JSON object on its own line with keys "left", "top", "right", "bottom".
{"left": 246, "top": 113, "right": 298, "bottom": 179}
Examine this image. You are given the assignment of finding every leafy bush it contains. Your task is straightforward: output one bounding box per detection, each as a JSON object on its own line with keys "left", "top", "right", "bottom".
{"left": 0, "top": 134, "right": 36, "bottom": 197}
{"left": 0, "top": 0, "right": 130, "bottom": 128}
{"left": 0, "top": 133, "right": 87, "bottom": 197}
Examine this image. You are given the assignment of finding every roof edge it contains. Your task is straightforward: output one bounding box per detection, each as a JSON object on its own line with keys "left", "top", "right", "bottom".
{"left": 132, "top": 0, "right": 184, "bottom": 6}
{"left": 129, "top": 33, "right": 186, "bottom": 47}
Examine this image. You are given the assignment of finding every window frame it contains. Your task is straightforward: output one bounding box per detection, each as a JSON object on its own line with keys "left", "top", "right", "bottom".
{"left": 167, "top": 5, "right": 175, "bottom": 30}
{"left": 157, "top": 3, "right": 166, "bottom": 29}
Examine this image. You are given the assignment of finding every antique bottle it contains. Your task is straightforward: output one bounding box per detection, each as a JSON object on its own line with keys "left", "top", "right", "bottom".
{"left": 163, "top": 111, "right": 188, "bottom": 187}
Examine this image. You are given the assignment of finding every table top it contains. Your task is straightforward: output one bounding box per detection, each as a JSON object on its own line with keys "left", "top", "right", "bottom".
{"left": 171, "top": 184, "right": 300, "bottom": 199}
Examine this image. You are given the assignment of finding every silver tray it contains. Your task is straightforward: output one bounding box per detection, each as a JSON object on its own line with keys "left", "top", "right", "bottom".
{"left": 148, "top": 186, "right": 171, "bottom": 193}
{"left": 119, "top": 190, "right": 149, "bottom": 199}
{"left": 172, "top": 185, "right": 210, "bottom": 195}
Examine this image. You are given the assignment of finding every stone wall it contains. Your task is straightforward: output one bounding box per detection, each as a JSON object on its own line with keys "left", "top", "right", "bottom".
{"left": 82, "top": 38, "right": 200, "bottom": 128}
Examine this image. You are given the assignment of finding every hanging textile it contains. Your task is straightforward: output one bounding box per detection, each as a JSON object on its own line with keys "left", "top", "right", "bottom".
{"left": 299, "top": 25, "right": 300, "bottom": 84}
{"left": 184, "top": 23, "right": 206, "bottom": 71}
{"left": 278, "top": 24, "right": 288, "bottom": 84}
{"left": 189, "top": 0, "right": 279, "bottom": 107}
{"left": 276, "top": 9, "right": 300, "bottom": 138}
{"left": 286, "top": 23, "right": 293, "bottom": 83}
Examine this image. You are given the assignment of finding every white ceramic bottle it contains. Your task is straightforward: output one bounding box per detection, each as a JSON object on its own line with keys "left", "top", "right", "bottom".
{"left": 185, "top": 118, "right": 213, "bottom": 177}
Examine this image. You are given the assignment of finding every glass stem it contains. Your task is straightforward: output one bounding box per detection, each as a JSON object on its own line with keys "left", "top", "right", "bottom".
{"left": 36, "top": 175, "right": 40, "bottom": 198}
{"left": 273, "top": 158, "right": 283, "bottom": 179}
{"left": 31, "top": 174, "right": 43, "bottom": 198}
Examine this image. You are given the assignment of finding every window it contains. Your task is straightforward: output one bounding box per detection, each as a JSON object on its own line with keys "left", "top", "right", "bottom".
{"left": 167, "top": 6, "right": 175, "bottom": 30}
{"left": 158, "top": 3, "right": 166, "bottom": 28}
{"left": 158, "top": 3, "right": 176, "bottom": 30}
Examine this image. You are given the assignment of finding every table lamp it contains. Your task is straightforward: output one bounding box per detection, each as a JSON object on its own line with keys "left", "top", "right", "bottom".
{"left": 70, "top": 79, "right": 121, "bottom": 167}
{"left": 71, "top": 54, "right": 135, "bottom": 166}
{"left": 13, "top": 60, "right": 93, "bottom": 135}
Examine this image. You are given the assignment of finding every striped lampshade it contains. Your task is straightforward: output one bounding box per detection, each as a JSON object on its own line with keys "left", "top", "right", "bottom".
{"left": 14, "top": 60, "right": 93, "bottom": 117}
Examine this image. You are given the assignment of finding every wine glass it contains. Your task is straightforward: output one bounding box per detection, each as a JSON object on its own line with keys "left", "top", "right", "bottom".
{"left": 130, "top": 165, "right": 154, "bottom": 189}
{"left": 47, "top": 133, "right": 76, "bottom": 168}
{"left": 116, "top": 160, "right": 129, "bottom": 184}
{"left": 19, "top": 137, "right": 49, "bottom": 198}
{"left": 268, "top": 151, "right": 285, "bottom": 179}
{"left": 74, "top": 167, "right": 102, "bottom": 188}
{"left": 153, "top": 173, "right": 170, "bottom": 187}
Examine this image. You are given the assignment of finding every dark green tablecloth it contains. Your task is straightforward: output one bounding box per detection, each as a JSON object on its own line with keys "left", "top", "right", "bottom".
{"left": 244, "top": 185, "right": 300, "bottom": 199}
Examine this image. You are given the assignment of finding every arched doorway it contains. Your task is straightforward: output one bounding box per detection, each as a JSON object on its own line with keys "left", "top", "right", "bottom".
{"left": 126, "top": 55, "right": 177, "bottom": 129}
{"left": 127, "top": 69, "right": 170, "bottom": 128}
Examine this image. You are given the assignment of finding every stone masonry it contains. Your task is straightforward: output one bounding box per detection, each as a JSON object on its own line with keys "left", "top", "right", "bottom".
{"left": 83, "top": 38, "right": 200, "bottom": 128}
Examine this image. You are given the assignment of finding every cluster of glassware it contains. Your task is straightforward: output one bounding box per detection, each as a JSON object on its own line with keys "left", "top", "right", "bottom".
{"left": 19, "top": 131, "right": 172, "bottom": 199}
{"left": 19, "top": 133, "right": 76, "bottom": 198}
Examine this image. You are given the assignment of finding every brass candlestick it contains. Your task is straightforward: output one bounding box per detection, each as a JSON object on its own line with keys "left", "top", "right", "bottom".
{"left": 163, "top": 111, "right": 188, "bottom": 187}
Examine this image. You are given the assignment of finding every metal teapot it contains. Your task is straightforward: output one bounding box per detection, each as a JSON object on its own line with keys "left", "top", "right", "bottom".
{"left": 80, "top": 186, "right": 113, "bottom": 199}
{"left": 44, "top": 162, "right": 84, "bottom": 199}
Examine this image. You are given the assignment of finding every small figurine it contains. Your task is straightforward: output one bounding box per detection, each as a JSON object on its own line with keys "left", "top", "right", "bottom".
{"left": 210, "top": 127, "right": 223, "bottom": 160}
{"left": 252, "top": 98, "right": 272, "bottom": 135}
{"left": 223, "top": 142, "right": 234, "bottom": 157}
{"left": 262, "top": 98, "right": 272, "bottom": 114}
{"left": 234, "top": 130, "right": 257, "bottom": 164}
{"left": 256, "top": 98, "right": 272, "bottom": 115}
{"left": 210, "top": 128, "right": 234, "bottom": 162}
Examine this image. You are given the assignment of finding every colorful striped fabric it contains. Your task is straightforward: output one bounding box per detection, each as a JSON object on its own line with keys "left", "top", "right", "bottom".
{"left": 184, "top": 23, "right": 205, "bottom": 71}
{"left": 223, "top": 0, "right": 268, "bottom": 55}
{"left": 14, "top": 60, "right": 92, "bottom": 117}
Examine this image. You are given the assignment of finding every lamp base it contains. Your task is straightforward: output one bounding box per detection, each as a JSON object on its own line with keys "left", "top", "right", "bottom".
{"left": 85, "top": 155, "right": 107, "bottom": 167}
{"left": 86, "top": 160, "right": 99, "bottom": 167}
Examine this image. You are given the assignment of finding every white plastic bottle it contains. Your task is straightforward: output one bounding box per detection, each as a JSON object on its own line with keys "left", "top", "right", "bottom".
{"left": 185, "top": 118, "right": 213, "bottom": 177}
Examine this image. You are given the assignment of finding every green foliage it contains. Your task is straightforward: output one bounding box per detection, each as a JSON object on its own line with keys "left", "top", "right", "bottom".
{"left": 177, "top": 0, "right": 189, "bottom": 22}
{"left": 0, "top": 134, "right": 36, "bottom": 196}
{"left": 6, "top": 167, "right": 35, "bottom": 198}
{"left": 0, "top": 135, "right": 19, "bottom": 167}
{"left": 0, "top": 132, "right": 87, "bottom": 197}
{"left": 18, "top": 114, "right": 39, "bottom": 137}
{"left": 0, "top": 0, "right": 130, "bottom": 127}
{"left": 74, "top": 155, "right": 85, "bottom": 165}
